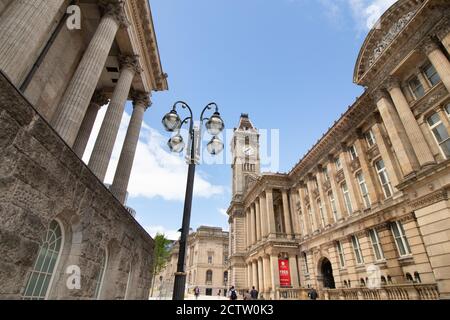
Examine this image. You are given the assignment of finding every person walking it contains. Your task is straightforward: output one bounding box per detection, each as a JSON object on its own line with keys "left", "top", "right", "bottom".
{"left": 194, "top": 286, "right": 200, "bottom": 300}
{"left": 308, "top": 287, "right": 318, "bottom": 300}
{"left": 217, "top": 289, "right": 222, "bottom": 298}
{"left": 250, "top": 286, "right": 259, "bottom": 300}
{"left": 243, "top": 290, "right": 252, "bottom": 300}
{"left": 229, "top": 286, "right": 238, "bottom": 300}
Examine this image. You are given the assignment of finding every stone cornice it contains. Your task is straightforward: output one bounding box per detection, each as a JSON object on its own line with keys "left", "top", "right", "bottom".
{"left": 408, "top": 188, "right": 449, "bottom": 211}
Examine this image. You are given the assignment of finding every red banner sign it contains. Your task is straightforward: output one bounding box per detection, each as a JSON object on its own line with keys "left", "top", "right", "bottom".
{"left": 278, "top": 259, "right": 291, "bottom": 287}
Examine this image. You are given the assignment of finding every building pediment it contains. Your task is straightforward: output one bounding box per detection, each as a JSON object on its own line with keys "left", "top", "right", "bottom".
{"left": 353, "top": 0, "right": 426, "bottom": 86}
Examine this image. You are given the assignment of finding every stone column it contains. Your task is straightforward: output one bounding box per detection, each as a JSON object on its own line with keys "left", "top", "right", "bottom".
{"left": 281, "top": 190, "right": 293, "bottom": 235}
{"left": 259, "top": 194, "right": 268, "bottom": 238}
{"left": 246, "top": 208, "right": 251, "bottom": 249}
{"left": 51, "top": 2, "right": 129, "bottom": 146}
{"left": 326, "top": 158, "right": 345, "bottom": 222}
{"left": 263, "top": 256, "right": 271, "bottom": 294}
{"left": 255, "top": 200, "right": 261, "bottom": 242}
{"left": 374, "top": 90, "right": 419, "bottom": 177}
{"left": 265, "top": 189, "right": 277, "bottom": 237}
{"left": 371, "top": 119, "right": 401, "bottom": 192}
{"left": 437, "top": 18, "right": 450, "bottom": 55}
{"left": 297, "top": 185, "right": 310, "bottom": 235}
{"left": 422, "top": 36, "right": 450, "bottom": 93}
{"left": 110, "top": 91, "right": 151, "bottom": 203}
{"left": 288, "top": 189, "right": 300, "bottom": 235}
{"left": 72, "top": 91, "right": 109, "bottom": 158}
{"left": 0, "top": 0, "right": 66, "bottom": 85}
{"left": 316, "top": 166, "right": 332, "bottom": 226}
{"left": 258, "top": 259, "right": 264, "bottom": 292}
{"left": 353, "top": 135, "right": 379, "bottom": 205}
{"left": 386, "top": 78, "right": 435, "bottom": 167}
{"left": 252, "top": 260, "right": 258, "bottom": 289}
{"left": 88, "top": 55, "right": 140, "bottom": 181}
{"left": 247, "top": 263, "right": 252, "bottom": 289}
{"left": 250, "top": 204, "right": 256, "bottom": 245}
{"left": 289, "top": 255, "right": 300, "bottom": 288}
{"left": 306, "top": 178, "right": 319, "bottom": 230}
{"left": 270, "top": 255, "right": 280, "bottom": 299}
{"left": 340, "top": 146, "right": 361, "bottom": 214}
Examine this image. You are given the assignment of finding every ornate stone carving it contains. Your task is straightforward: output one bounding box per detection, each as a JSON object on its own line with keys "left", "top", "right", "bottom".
{"left": 414, "top": 83, "right": 448, "bottom": 115}
{"left": 100, "top": 0, "right": 130, "bottom": 28}
{"left": 350, "top": 158, "right": 361, "bottom": 173}
{"left": 335, "top": 169, "right": 345, "bottom": 183}
{"left": 131, "top": 90, "right": 151, "bottom": 110}
{"left": 366, "top": 145, "right": 380, "bottom": 162}
{"left": 408, "top": 189, "right": 448, "bottom": 210}
{"left": 420, "top": 35, "right": 440, "bottom": 55}
{"left": 91, "top": 90, "right": 109, "bottom": 107}
{"left": 436, "top": 17, "right": 450, "bottom": 40}
{"left": 398, "top": 212, "right": 416, "bottom": 224}
{"left": 371, "top": 89, "right": 390, "bottom": 103}
{"left": 119, "top": 55, "right": 142, "bottom": 74}
{"left": 369, "top": 10, "right": 417, "bottom": 67}
{"left": 385, "top": 76, "right": 401, "bottom": 91}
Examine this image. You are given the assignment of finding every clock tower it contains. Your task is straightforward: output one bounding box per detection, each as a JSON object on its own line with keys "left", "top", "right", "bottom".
{"left": 231, "top": 113, "right": 260, "bottom": 198}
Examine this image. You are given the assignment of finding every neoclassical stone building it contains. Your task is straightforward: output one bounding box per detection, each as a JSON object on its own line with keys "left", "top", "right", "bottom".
{"left": 228, "top": 0, "right": 450, "bottom": 300}
{"left": 0, "top": 0, "right": 167, "bottom": 299}
{"left": 156, "top": 226, "right": 229, "bottom": 298}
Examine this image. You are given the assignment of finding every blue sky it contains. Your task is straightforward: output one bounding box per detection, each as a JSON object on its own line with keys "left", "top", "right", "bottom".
{"left": 85, "top": 0, "right": 397, "bottom": 240}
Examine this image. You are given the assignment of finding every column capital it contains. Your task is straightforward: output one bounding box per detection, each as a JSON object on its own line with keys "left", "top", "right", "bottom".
{"left": 385, "top": 76, "right": 401, "bottom": 91}
{"left": 131, "top": 90, "right": 152, "bottom": 110}
{"left": 91, "top": 90, "right": 110, "bottom": 107}
{"left": 119, "top": 54, "right": 142, "bottom": 74}
{"left": 100, "top": 0, "right": 129, "bottom": 28}
{"left": 436, "top": 17, "right": 450, "bottom": 40}
{"left": 419, "top": 35, "right": 440, "bottom": 55}
{"left": 371, "top": 89, "right": 390, "bottom": 103}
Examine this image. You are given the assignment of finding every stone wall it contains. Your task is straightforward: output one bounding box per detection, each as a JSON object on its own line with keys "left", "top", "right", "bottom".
{"left": 0, "top": 71, "right": 154, "bottom": 299}
{"left": 0, "top": 0, "right": 12, "bottom": 15}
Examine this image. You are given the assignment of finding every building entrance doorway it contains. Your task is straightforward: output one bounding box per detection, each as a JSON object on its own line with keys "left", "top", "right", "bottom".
{"left": 320, "top": 258, "right": 335, "bottom": 289}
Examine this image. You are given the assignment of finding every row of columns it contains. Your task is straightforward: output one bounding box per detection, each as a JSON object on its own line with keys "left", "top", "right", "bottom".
{"left": 245, "top": 189, "right": 294, "bottom": 249}
{"left": 0, "top": 0, "right": 151, "bottom": 204}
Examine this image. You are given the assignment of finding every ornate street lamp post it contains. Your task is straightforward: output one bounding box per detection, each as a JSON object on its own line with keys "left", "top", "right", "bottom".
{"left": 162, "top": 101, "right": 225, "bottom": 300}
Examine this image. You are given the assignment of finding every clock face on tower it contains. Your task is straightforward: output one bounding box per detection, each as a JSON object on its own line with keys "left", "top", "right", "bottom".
{"left": 243, "top": 146, "right": 254, "bottom": 156}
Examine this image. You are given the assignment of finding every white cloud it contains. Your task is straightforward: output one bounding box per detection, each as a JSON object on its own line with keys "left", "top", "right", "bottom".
{"left": 219, "top": 208, "right": 228, "bottom": 217}
{"left": 348, "top": 0, "right": 397, "bottom": 30}
{"left": 144, "top": 225, "right": 180, "bottom": 241}
{"left": 83, "top": 106, "right": 225, "bottom": 201}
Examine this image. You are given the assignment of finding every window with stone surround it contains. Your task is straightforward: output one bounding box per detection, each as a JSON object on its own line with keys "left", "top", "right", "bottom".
{"left": 423, "top": 63, "right": 440, "bottom": 87}
{"left": 208, "top": 251, "right": 214, "bottom": 264}
{"left": 369, "top": 229, "right": 384, "bottom": 261}
{"left": 206, "top": 270, "right": 213, "bottom": 285}
{"left": 307, "top": 205, "right": 314, "bottom": 231}
{"left": 356, "top": 171, "right": 371, "bottom": 209}
{"left": 349, "top": 145, "right": 358, "bottom": 160}
{"left": 336, "top": 241, "right": 346, "bottom": 268}
{"left": 365, "top": 129, "right": 376, "bottom": 148}
{"left": 341, "top": 182, "right": 353, "bottom": 215}
{"left": 375, "top": 159, "right": 393, "bottom": 199}
{"left": 408, "top": 75, "right": 425, "bottom": 99}
{"left": 335, "top": 157, "right": 342, "bottom": 170}
{"left": 328, "top": 191, "right": 339, "bottom": 223}
{"left": 351, "top": 235, "right": 364, "bottom": 265}
{"left": 22, "top": 220, "right": 63, "bottom": 300}
{"left": 427, "top": 111, "right": 450, "bottom": 159}
{"left": 391, "top": 221, "right": 411, "bottom": 257}
{"left": 317, "top": 199, "right": 326, "bottom": 228}
{"left": 323, "top": 167, "right": 330, "bottom": 181}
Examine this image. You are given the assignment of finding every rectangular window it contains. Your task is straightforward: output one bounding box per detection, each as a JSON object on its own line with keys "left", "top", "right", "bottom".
{"left": 336, "top": 241, "right": 346, "bottom": 268}
{"left": 427, "top": 112, "right": 450, "bottom": 159}
{"left": 369, "top": 229, "right": 384, "bottom": 261}
{"left": 375, "top": 159, "right": 393, "bottom": 199}
{"left": 318, "top": 199, "right": 325, "bottom": 228}
{"left": 303, "top": 252, "right": 309, "bottom": 274}
{"left": 391, "top": 221, "right": 411, "bottom": 257}
{"left": 323, "top": 167, "right": 330, "bottom": 181}
{"left": 445, "top": 103, "right": 450, "bottom": 116}
{"left": 328, "top": 191, "right": 338, "bottom": 222}
{"left": 208, "top": 252, "right": 213, "bottom": 264}
{"left": 351, "top": 235, "right": 364, "bottom": 265}
{"left": 409, "top": 75, "right": 425, "bottom": 99}
{"left": 341, "top": 183, "right": 353, "bottom": 214}
{"left": 365, "top": 129, "right": 376, "bottom": 148}
{"left": 349, "top": 145, "right": 358, "bottom": 160}
{"left": 423, "top": 63, "right": 441, "bottom": 86}
{"left": 335, "top": 157, "right": 342, "bottom": 170}
{"left": 356, "top": 172, "right": 371, "bottom": 208}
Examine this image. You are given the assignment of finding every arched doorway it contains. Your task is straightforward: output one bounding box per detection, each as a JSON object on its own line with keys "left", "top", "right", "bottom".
{"left": 320, "top": 258, "right": 335, "bottom": 289}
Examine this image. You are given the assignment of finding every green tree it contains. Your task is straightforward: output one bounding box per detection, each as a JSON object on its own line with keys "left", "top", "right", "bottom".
{"left": 150, "top": 233, "right": 172, "bottom": 297}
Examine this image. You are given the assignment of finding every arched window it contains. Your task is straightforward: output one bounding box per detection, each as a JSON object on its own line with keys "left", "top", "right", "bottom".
{"left": 94, "top": 249, "right": 108, "bottom": 299}
{"left": 387, "top": 275, "right": 393, "bottom": 284}
{"left": 405, "top": 273, "right": 413, "bottom": 283}
{"left": 348, "top": 280, "right": 351, "bottom": 288}
{"left": 223, "top": 271, "right": 228, "bottom": 286}
{"left": 206, "top": 270, "right": 213, "bottom": 285}
{"left": 343, "top": 280, "right": 348, "bottom": 288}
{"left": 360, "top": 278, "right": 366, "bottom": 287}
{"left": 381, "top": 276, "right": 387, "bottom": 286}
{"left": 414, "top": 272, "right": 421, "bottom": 283}
{"left": 22, "top": 220, "right": 64, "bottom": 300}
